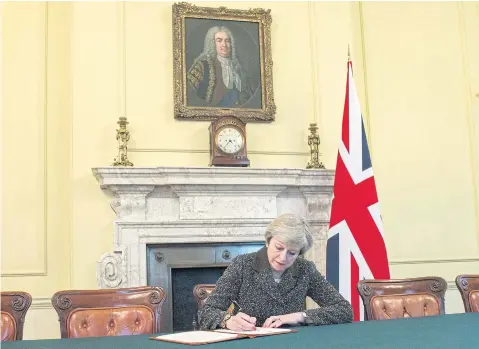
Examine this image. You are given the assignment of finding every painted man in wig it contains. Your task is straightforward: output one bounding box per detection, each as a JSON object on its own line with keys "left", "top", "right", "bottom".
{"left": 187, "top": 26, "right": 254, "bottom": 107}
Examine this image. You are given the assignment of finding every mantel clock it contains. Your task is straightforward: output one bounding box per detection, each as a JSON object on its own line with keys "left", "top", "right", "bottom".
{"left": 209, "top": 116, "right": 250, "bottom": 167}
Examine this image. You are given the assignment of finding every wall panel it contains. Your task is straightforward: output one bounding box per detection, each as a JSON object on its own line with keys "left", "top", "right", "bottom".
{"left": 1, "top": 2, "right": 47, "bottom": 275}
{"left": 359, "top": 2, "right": 478, "bottom": 261}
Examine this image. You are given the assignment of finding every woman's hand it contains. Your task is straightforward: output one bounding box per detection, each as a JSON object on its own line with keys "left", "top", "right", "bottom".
{"left": 263, "top": 312, "right": 305, "bottom": 328}
{"left": 226, "top": 312, "right": 257, "bottom": 331}
{"left": 262, "top": 315, "right": 283, "bottom": 328}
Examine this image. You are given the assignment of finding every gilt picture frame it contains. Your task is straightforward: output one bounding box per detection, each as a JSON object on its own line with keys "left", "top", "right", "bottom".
{"left": 172, "top": 2, "right": 276, "bottom": 122}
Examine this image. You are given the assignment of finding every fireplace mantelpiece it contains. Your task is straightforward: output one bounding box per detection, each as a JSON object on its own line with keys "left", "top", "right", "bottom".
{"left": 93, "top": 167, "right": 335, "bottom": 290}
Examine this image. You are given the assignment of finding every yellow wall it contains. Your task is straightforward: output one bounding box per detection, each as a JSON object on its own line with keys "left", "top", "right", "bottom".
{"left": 1, "top": 1, "right": 478, "bottom": 340}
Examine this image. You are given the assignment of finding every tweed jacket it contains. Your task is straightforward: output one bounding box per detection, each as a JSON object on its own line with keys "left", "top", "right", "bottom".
{"left": 198, "top": 247, "right": 353, "bottom": 329}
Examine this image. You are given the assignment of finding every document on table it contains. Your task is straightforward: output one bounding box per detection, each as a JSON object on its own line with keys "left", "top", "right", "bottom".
{"left": 150, "top": 331, "right": 240, "bottom": 345}
{"left": 150, "top": 327, "right": 296, "bottom": 345}
{"left": 215, "top": 327, "right": 293, "bottom": 336}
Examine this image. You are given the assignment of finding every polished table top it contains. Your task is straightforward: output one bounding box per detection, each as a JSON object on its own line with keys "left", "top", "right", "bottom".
{"left": 4, "top": 313, "right": 479, "bottom": 349}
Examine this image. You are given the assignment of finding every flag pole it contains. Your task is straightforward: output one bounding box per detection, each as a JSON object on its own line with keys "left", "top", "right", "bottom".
{"left": 347, "top": 45, "right": 353, "bottom": 76}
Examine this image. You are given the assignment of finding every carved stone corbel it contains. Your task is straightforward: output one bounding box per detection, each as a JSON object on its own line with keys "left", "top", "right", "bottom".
{"left": 299, "top": 187, "right": 333, "bottom": 221}
{"left": 105, "top": 185, "right": 155, "bottom": 219}
{"left": 96, "top": 249, "right": 128, "bottom": 288}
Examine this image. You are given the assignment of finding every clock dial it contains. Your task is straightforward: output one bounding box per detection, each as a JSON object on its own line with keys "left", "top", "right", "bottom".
{"left": 216, "top": 127, "right": 244, "bottom": 154}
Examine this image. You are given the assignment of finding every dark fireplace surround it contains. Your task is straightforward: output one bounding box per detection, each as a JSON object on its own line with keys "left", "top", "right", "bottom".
{"left": 147, "top": 242, "right": 263, "bottom": 332}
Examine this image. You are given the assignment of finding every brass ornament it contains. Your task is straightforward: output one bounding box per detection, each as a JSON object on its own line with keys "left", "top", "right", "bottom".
{"left": 112, "top": 117, "right": 133, "bottom": 167}
{"left": 172, "top": 2, "right": 276, "bottom": 122}
{"left": 306, "top": 123, "right": 325, "bottom": 169}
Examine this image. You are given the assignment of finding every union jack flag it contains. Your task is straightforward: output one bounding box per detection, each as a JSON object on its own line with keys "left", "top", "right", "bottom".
{"left": 326, "top": 59, "right": 390, "bottom": 321}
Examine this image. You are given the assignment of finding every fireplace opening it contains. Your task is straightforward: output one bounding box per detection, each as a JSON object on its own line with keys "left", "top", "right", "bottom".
{"left": 172, "top": 266, "right": 226, "bottom": 332}
{"left": 147, "top": 242, "right": 263, "bottom": 333}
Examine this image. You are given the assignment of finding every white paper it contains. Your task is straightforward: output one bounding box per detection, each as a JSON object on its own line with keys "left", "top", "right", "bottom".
{"left": 215, "top": 327, "right": 292, "bottom": 335}
{"left": 154, "top": 331, "right": 238, "bottom": 344}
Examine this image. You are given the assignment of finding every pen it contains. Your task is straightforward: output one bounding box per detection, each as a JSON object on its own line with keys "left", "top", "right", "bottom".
{"left": 233, "top": 301, "right": 256, "bottom": 330}
{"left": 233, "top": 300, "right": 242, "bottom": 314}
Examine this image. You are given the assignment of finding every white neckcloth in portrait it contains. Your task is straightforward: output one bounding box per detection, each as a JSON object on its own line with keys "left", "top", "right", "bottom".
{"left": 217, "top": 54, "right": 242, "bottom": 92}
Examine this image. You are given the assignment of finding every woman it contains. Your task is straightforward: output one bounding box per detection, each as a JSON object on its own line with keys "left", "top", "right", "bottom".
{"left": 198, "top": 213, "right": 353, "bottom": 331}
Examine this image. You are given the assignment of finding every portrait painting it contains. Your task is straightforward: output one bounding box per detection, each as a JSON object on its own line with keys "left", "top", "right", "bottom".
{"left": 172, "top": 2, "right": 276, "bottom": 122}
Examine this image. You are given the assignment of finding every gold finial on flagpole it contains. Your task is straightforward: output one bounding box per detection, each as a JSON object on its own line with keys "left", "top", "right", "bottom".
{"left": 348, "top": 45, "right": 351, "bottom": 62}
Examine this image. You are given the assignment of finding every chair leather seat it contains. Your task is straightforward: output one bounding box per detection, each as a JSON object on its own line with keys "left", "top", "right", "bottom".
{"left": 67, "top": 306, "right": 154, "bottom": 338}
{"left": 371, "top": 294, "right": 440, "bottom": 320}
{"left": 0, "top": 312, "right": 16, "bottom": 341}
{"left": 469, "top": 291, "right": 479, "bottom": 313}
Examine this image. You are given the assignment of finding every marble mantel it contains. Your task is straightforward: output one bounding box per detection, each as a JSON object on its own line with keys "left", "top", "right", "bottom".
{"left": 92, "top": 166, "right": 335, "bottom": 289}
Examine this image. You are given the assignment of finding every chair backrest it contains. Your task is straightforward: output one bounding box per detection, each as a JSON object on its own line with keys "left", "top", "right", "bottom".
{"left": 193, "top": 284, "right": 216, "bottom": 309}
{"left": 357, "top": 277, "right": 447, "bottom": 321}
{"left": 1, "top": 292, "right": 32, "bottom": 341}
{"left": 455, "top": 274, "right": 479, "bottom": 313}
{"left": 51, "top": 286, "right": 166, "bottom": 338}
{"left": 192, "top": 284, "right": 216, "bottom": 330}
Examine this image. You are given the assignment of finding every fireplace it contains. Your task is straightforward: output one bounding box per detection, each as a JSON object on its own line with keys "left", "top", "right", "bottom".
{"left": 93, "top": 167, "right": 334, "bottom": 333}
{"left": 147, "top": 242, "right": 263, "bottom": 333}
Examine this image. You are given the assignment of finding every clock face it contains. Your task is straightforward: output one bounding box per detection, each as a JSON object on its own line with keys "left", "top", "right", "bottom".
{"left": 216, "top": 127, "right": 244, "bottom": 154}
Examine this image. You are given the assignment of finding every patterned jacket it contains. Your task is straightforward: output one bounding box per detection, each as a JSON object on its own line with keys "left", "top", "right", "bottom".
{"left": 198, "top": 247, "right": 353, "bottom": 329}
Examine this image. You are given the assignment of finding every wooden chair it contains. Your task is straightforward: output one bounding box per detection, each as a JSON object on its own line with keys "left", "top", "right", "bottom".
{"left": 1, "top": 292, "right": 32, "bottom": 341}
{"left": 357, "top": 277, "right": 447, "bottom": 321}
{"left": 455, "top": 274, "right": 479, "bottom": 313}
{"left": 193, "top": 284, "right": 216, "bottom": 309}
{"left": 51, "top": 286, "right": 166, "bottom": 338}
{"left": 192, "top": 284, "right": 215, "bottom": 329}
